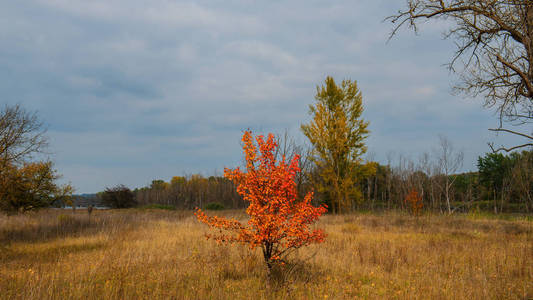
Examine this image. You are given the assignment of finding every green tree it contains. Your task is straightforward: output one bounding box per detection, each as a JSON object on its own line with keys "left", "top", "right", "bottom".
{"left": 301, "top": 76, "right": 371, "bottom": 213}
{"left": 477, "top": 152, "right": 512, "bottom": 213}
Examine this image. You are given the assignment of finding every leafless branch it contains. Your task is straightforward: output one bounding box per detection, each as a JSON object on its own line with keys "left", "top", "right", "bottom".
{"left": 0, "top": 104, "right": 48, "bottom": 167}
{"left": 387, "top": 0, "right": 533, "bottom": 149}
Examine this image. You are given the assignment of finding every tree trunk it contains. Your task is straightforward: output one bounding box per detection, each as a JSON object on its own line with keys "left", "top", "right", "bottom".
{"left": 494, "top": 188, "right": 498, "bottom": 214}
{"left": 265, "top": 261, "right": 273, "bottom": 288}
{"left": 387, "top": 176, "right": 391, "bottom": 210}
{"left": 263, "top": 243, "right": 273, "bottom": 288}
{"left": 500, "top": 185, "right": 505, "bottom": 213}
{"left": 373, "top": 176, "right": 377, "bottom": 211}
{"left": 430, "top": 181, "right": 435, "bottom": 211}
{"left": 525, "top": 4, "right": 533, "bottom": 85}
{"left": 367, "top": 177, "right": 371, "bottom": 210}
{"left": 445, "top": 178, "right": 451, "bottom": 214}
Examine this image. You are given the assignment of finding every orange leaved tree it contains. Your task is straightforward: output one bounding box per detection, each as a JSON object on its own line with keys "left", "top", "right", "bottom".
{"left": 404, "top": 188, "right": 423, "bottom": 216}
{"left": 195, "top": 130, "right": 327, "bottom": 276}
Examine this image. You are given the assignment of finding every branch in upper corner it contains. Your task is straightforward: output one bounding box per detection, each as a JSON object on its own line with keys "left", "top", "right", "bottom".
{"left": 488, "top": 127, "right": 533, "bottom": 152}
{"left": 488, "top": 128, "right": 533, "bottom": 141}
{"left": 488, "top": 142, "right": 533, "bottom": 153}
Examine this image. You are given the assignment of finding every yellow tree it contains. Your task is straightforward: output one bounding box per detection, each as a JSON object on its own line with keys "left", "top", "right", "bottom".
{"left": 301, "top": 76, "right": 371, "bottom": 213}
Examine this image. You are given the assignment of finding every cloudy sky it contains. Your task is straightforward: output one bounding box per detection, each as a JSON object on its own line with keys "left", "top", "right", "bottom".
{"left": 1, "top": 0, "right": 524, "bottom": 193}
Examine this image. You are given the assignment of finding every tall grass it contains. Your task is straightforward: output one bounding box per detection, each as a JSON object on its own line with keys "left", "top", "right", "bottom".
{"left": 0, "top": 209, "right": 531, "bottom": 299}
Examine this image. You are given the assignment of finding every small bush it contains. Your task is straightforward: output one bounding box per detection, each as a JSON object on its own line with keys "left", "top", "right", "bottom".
{"left": 204, "top": 202, "right": 224, "bottom": 210}
{"left": 404, "top": 188, "right": 423, "bottom": 216}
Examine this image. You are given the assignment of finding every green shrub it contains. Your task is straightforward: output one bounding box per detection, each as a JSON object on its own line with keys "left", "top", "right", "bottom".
{"left": 205, "top": 202, "right": 224, "bottom": 210}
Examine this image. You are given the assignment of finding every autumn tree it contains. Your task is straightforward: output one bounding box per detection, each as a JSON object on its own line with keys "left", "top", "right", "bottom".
{"left": 387, "top": 0, "right": 533, "bottom": 151}
{"left": 301, "top": 76, "right": 371, "bottom": 213}
{"left": 0, "top": 161, "right": 71, "bottom": 212}
{"left": 404, "top": 188, "right": 424, "bottom": 216}
{"left": 0, "top": 104, "right": 71, "bottom": 213}
{"left": 195, "top": 131, "right": 327, "bottom": 280}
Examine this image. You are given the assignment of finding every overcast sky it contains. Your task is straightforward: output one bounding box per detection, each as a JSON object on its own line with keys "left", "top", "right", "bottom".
{"left": 1, "top": 0, "right": 525, "bottom": 193}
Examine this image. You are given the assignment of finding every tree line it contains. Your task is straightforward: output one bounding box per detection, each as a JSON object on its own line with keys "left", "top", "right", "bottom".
{"left": 2, "top": 75, "right": 532, "bottom": 215}
{"left": 133, "top": 175, "right": 243, "bottom": 209}
{"left": 116, "top": 145, "right": 531, "bottom": 214}
{"left": 357, "top": 149, "right": 532, "bottom": 214}
{"left": 108, "top": 78, "right": 531, "bottom": 214}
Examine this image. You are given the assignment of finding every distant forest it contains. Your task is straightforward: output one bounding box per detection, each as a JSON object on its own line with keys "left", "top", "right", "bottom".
{"left": 82, "top": 146, "right": 532, "bottom": 214}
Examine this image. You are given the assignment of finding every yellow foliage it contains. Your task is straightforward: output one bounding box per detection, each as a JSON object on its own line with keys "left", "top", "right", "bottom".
{"left": 0, "top": 160, "right": 67, "bottom": 212}
{"left": 301, "top": 76, "right": 370, "bottom": 213}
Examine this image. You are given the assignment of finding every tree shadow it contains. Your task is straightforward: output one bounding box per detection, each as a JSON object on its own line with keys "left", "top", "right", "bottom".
{"left": 268, "top": 258, "right": 326, "bottom": 291}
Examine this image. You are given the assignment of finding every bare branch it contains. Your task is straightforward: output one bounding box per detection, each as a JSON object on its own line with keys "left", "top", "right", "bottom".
{"left": 387, "top": 0, "right": 533, "bottom": 151}
{"left": 0, "top": 104, "right": 48, "bottom": 166}
{"left": 488, "top": 127, "right": 533, "bottom": 140}
{"left": 488, "top": 141, "right": 533, "bottom": 152}
{"left": 494, "top": 52, "right": 533, "bottom": 97}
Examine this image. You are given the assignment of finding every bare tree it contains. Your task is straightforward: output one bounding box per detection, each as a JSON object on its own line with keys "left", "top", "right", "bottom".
{"left": 274, "top": 129, "right": 314, "bottom": 200}
{"left": 435, "top": 135, "right": 464, "bottom": 213}
{"left": 419, "top": 152, "right": 438, "bottom": 209}
{"left": 0, "top": 104, "right": 48, "bottom": 166}
{"left": 387, "top": 0, "right": 533, "bottom": 151}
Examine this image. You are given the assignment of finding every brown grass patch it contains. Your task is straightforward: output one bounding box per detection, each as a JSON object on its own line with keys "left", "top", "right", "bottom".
{"left": 0, "top": 209, "right": 531, "bottom": 299}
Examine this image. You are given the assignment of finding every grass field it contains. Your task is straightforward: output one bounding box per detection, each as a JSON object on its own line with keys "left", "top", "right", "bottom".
{"left": 0, "top": 209, "right": 531, "bottom": 299}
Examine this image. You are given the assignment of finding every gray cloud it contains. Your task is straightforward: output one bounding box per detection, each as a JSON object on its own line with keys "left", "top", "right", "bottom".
{"left": 1, "top": 0, "right": 525, "bottom": 192}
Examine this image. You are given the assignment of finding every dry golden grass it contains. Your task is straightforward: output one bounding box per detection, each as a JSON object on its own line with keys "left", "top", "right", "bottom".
{"left": 0, "top": 209, "right": 531, "bottom": 299}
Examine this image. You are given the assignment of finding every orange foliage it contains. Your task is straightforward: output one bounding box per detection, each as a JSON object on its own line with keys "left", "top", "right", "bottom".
{"left": 195, "top": 131, "right": 327, "bottom": 268}
{"left": 404, "top": 188, "right": 423, "bottom": 216}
